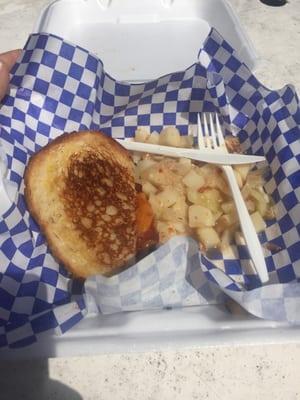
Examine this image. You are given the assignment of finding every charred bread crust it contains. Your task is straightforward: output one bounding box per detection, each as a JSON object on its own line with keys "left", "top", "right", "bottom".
{"left": 24, "top": 131, "right": 137, "bottom": 278}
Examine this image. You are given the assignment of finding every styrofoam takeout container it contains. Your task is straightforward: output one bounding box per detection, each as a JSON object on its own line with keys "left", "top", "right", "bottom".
{"left": 35, "top": 0, "right": 258, "bottom": 81}
{"left": 3, "top": 0, "right": 299, "bottom": 359}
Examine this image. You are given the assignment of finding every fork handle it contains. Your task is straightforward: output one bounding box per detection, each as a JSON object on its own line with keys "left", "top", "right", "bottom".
{"left": 222, "top": 165, "right": 269, "bottom": 283}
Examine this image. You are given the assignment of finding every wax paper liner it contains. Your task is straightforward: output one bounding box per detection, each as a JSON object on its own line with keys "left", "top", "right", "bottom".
{"left": 0, "top": 29, "right": 300, "bottom": 349}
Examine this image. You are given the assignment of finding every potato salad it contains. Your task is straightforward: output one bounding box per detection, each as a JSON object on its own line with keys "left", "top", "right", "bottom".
{"left": 133, "top": 127, "right": 275, "bottom": 251}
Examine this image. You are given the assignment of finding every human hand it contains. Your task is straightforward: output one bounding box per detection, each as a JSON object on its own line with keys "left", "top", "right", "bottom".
{"left": 0, "top": 50, "right": 21, "bottom": 101}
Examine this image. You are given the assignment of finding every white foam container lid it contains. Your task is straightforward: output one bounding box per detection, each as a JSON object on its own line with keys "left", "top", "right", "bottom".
{"left": 35, "top": 0, "right": 258, "bottom": 81}
{"left": 3, "top": 0, "right": 299, "bottom": 359}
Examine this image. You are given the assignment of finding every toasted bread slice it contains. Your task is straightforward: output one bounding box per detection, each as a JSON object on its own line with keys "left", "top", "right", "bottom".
{"left": 24, "top": 131, "right": 137, "bottom": 278}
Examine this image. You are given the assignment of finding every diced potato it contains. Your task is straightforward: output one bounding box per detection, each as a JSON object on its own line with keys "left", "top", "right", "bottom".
{"left": 187, "top": 188, "right": 223, "bottom": 213}
{"left": 229, "top": 212, "right": 239, "bottom": 226}
{"left": 156, "top": 188, "right": 180, "bottom": 208}
{"left": 258, "top": 187, "right": 270, "bottom": 202}
{"left": 137, "top": 158, "right": 157, "bottom": 174}
{"left": 156, "top": 221, "right": 176, "bottom": 243}
{"left": 180, "top": 135, "right": 194, "bottom": 148}
{"left": 156, "top": 221, "right": 169, "bottom": 243}
{"left": 245, "top": 199, "right": 255, "bottom": 213}
{"left": 188, "top": 205, "right": 215, "bottom": 228}
{"left": 146, "top": 131, "right": 160, "bottom": 145}
{"left": 196, "top": 164, "right": 218, "bottom": 177}
{"left": 251, "top": 211, "right": 267, "bottom": 233}
{"left": 148, "top": 194, "right": 164, "bottom": 219}
{"left": 213, "top": 210, "right": 223, "bottom": 221}
{"left": 132, "top": 151, "right": 142, "bottom": 164}
{"left": 225, "top": 136, "right": 242, "bottom": 153}
{"left": 173, "top": 222, "right": 187, "bottom": 234}
{"left": 241, "top": 183, "right": 251, "bottom": 200}
{"left": 159, "top": 127, "right": 181, "bottom": 147}
{"left": 142, "top": 162, "right": 181, "bottom": 188}
{"left": 152, "top": 155, "right": 165, "bottom": 162}
{"left": 264, "top": 205, "right": 276, "bottom": 220}
{"left": 246, "top": 169, "right": 265, "bottom": 188}
{"left": 187, "top": 189, "right": 199, "bottom": 205}
{"left": 143, "top": 165, "right": 170, "bottom": 187}
{"left": 160, "top": 207, "right": 177, "bottom": 222}
{"left": 209, "top": 172, "right": 229, "bottom": 195}
{"left": 221, "top": 201, "right": 235, "bottom": 214}
{"left": 215, "top": 214, "right": 233, "bottom": 234}
{"left": 234, "top": 231, "right": 246, "bottom": 245}
{"left": 197, "top": 227, "right": 220, "bottom": 249}
{"left": 169, "top": 158, "right": 192, "bottom": 177}
{"left": 182, "top": 169, "right": 205, "bottom": 189}
{"left": 175, "top": 158, "right": 192, "bottom": 176}
{"left": 179, "top": 157, "right": 192, "bottom": 166}
{"left": 196, "top": 165, "right": 229, "bottom": 194}
{"left": 233, "top": 164, "right": 251, "bottom": 183}
{"left": 250, "top": 188, "right": 265, "bottom": 203}
{"left": 135, "top": 127, "right": 149, "bottom": 143}
{"left": 220, "top": 229, "right": 233, "bottom": 249}
{"left": 142, "top": 181, "right": 157, "bottom": 196}
{"left": 172, "top": 197, "right": 188, "bottom": 221}
{"left": 217, "top": 210, "right": 238, "bottom": 231}
{"left": 200, "top": 189, "right": 223, "bottom": 213}
{"left": 193, "top": 165, "right": 203, "bottom": 175}
{"left": 250, "top": 189, "right": 269, "bottom": 217}
{"left": 214, "top": 175, "right": 230, "bottom": 195}
{"left": 157, "top": 220, "right": 187, "bottom": 239}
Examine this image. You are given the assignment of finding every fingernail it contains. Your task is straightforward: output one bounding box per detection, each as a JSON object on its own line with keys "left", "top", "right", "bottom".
{"left": 0, "top": 61, "right": 3, "bottom": 70}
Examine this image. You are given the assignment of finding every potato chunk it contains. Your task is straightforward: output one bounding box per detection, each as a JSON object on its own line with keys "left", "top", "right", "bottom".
{"left": 221, "top": 201, "right": 235, "bottom": 214}
{"left": 188, "top": 205, "right": 215, "bottom": 228}
{"left": 142, "top": 182, "right": 157, "bottom": 196}
{"left": 159, "top": 127, "right": 181, "bottom": 147}
{"left": 135, "top": 127, "right": 149, "bottom": 142}
{"left": 251, "top": 211, "right": 267, "bottom": 233}
{"left": 156, "top": 188, "right": 180, "bottom": 208}
{"left": 215, "top": 214, "right": 233, "bottom": 234}
{"left": 250, "top": 189, "right": 269, "bottom": 217}
{"left": 137, "top": 159, "right": 157, "bottom": 174}
{"left": 143, "top": 162, "right": 182, "bottom": 188}
{"left": 233, "top": 164, "right": 251, "bottom": 183}
{"left": 220, "top": 229, "right": 233, "bottom": 249}
{"left": 180, "top": 135, "right": 194, "bottom": 148}
{"left": 197, "top": 227, "right": 220, "bottom": 249}
{"left": 182, "top": 169, "right": 205, "bottom": 189}
{"left": 187, "top": 188, "right": 223, "bottom": 214}
{"left": 146, "top": 131, "right": 160, "bottom": 144}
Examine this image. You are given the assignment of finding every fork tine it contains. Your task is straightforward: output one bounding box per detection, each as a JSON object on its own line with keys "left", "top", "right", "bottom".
{"left": 197, "top": 113, "right": 205, "bottom": 148}
{"left": 188, "top": 125, "right": 195, "bottom": 147}
{"left": 209, "top": 113, "right": 218, "bottom": 149}
{"left": 203, "top": 113, "right": 211, "bottom": 149}
{"left": 215, "top": 114, "right": 225, "bottom": 146}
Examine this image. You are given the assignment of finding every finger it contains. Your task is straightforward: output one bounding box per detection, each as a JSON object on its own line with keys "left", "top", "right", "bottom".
{"left": 0, "top": 49, "right": 22, "bottom": 71}
{"left": 0, "top": 49, "right": 22, "bottom": 101}
{"left": 0, "top": 62, "right": 10, "bottom": 101}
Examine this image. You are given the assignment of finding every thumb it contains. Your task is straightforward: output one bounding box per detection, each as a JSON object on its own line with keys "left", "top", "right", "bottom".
{"left": 0, "top": 61, "right": 10, "bottom": 101}
{"left": 0, "top": 49, "right": 22, "bottom": 102}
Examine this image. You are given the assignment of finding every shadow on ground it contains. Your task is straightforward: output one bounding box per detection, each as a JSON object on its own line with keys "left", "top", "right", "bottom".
{"left": 0, "top": 359, "right": 82, "bottom": 400}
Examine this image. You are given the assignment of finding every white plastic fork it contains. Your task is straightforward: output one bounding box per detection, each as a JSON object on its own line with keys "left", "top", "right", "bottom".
{"left": 116, "top": 139, "right": 265, "bottom": 165}
{"left": 198, "top": 113, "right": 269, "bottom": 283}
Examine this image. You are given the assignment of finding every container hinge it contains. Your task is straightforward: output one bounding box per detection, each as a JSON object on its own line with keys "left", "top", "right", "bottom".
{"left": 97, "top": 0, "right": 112, "bottom": 10}
{"left": 161, "top": 0, "right": 174, "bottom": 8}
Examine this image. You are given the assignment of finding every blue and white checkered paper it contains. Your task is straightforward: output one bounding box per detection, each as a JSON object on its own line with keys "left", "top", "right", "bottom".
{"left": 0, "top": 29, "right": 300, "bottom": 348}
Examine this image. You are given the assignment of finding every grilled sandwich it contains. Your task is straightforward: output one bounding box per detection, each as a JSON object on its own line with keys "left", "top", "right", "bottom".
{"left": 25, "top": 131, "right": 157, "bottom": 278}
